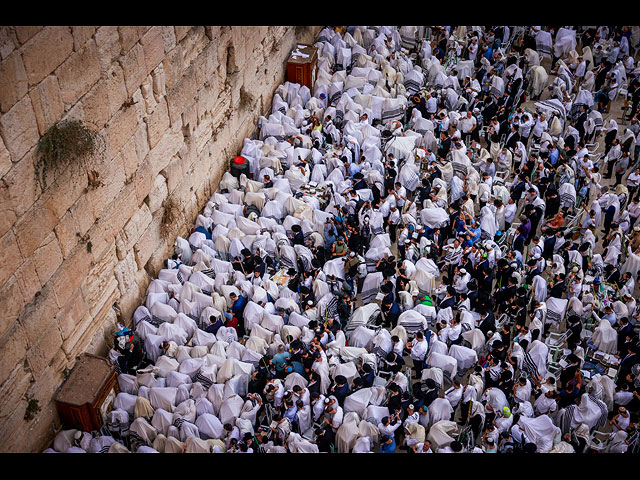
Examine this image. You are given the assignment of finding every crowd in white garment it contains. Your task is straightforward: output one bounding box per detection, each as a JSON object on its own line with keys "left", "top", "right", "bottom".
{"left": 45, "top": 26, "right": 640, "bottom": 454}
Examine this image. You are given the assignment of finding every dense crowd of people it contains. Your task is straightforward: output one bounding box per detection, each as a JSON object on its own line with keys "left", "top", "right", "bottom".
{"left": 47, "top": 25, "right": 640, "bottom": 454}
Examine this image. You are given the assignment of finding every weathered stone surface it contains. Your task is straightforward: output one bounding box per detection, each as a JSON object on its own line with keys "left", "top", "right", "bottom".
{"left": 69, "top": 192, "right": 95, "bottom": 238}
{"left": 71, "top": 26, "right": 95, "bottom": 51}
{"left": 0, "top": 322, "right": 29, "bottom": 391}
{"left": 55, "top": 289, "right": 88, "bottom": 342}
{"left": 174, "top": 26, "right": 192, "bottom": 43}
{"left": 117, "top": 26, "right": 139, "bottom": 54}
{"left": 0, "top": 368, "right": 31, "bottom": 439}
{"left": 53, "top": 210, "right": 80, "bottom": 260}
{"left": 14, "top": 26, "right": 43, "bottom": 45}
{"left": 18, "top": 281, "right": 60, "bottom": 348}
{"left": 13, "top": 254, "right": 40, "bottom": 307}
{"left": 51, "top": 242, "right": 92, "bottom": 309}
{"left": 0, "top": 124, "right": 11, "bottom": 178}
{"left": 32, "top": 232, "right": 63, "bottom": 287}
{"left": 45, "top": 158, "right": 88, "bottom": 221}
{"left": 56, "top": 39, "right": 101, "bottom": 106}
{"left": 120, "top": 42, "right": 146, "bottom": 97}
{"left": 14, "top": 191, "right": 59, "bottom": 259}
{"left": 147, "top": 117, "right": 183, "bottom": 177}
{"left": 161, "top": 26, "right": 176, "bottom": 54}
{"left": 0, "top": 149, "right": 40, "bottom": 222}
{"left": 90, "top": 182, "right": 137, "bottom": 264}
{"left": 0, "top": 27, "right": 17, "bottom": 60}
{"left": 161, "top": 44, "right": 184, "bottom": 92}
{"left": 103, "top": 62, "right": 128, "bottom": 117}
{"left": 147, "top": 173, "right": 168, "bottom": 214}
{"left": 0, "top": 51, "right": 28, "bottom": 114}
{"left": 0, "top": 229, "right": 22, "bottom": 292}
{"left": 94, "top": 26, "right": 120, "bottom": 73}
{"left": 140, "top": 26, "right": 164, "bottom": 75}
{"left": 134, "top": 209, "right": 163, "bottom": 270}
{"left": 104, "top": 100, "right": 138, "bottom": 159}
{"left": 21, "top": 26, "right": 73, "bottom": 85}
{"left": 82, "top": 243, "right": 118, "bottom": 319}
{"left": 28, "top": 74, "right": 64, "bottom": 136}
{"left": 113, "top": 250, "right": 138, "bottom": 296}
{"left": 145, "top": 96, "right": 170, "bottom": 149}
{"left": 25, "top": 319, "right": 63, "bottom": 375}
{"left": 140, "top": 77, "right": 157, "bottom": 115}
{"left": 166, "top": 63, "right": 197, "bottom": 126}
{"left": 116, "top": 202, "right": 152, "bottom": 259}
{"left": 0, "top": 275, "right": 24, "bottom": 340}
{"left": 151, "top": 63, "right": 166, "bottom": 103}
{"left": 0, "top": 95, "right": 40, "bottom": 163}
{"left": 81, "top": 80, "right": 110, "bottom": 131}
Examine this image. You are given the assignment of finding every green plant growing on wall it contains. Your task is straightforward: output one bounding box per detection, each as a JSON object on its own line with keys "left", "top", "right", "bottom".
{"left": 24, "top": 395, "right": 40, "bottom": 421}
{"left": 35, "top": 119, "right": 105, "bottom": 189}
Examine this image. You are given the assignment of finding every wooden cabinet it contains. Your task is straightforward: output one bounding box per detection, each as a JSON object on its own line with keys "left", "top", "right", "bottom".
{"left": 55, "top": 354, "right": 119, "bottom": 432}
{"left": 286, "top": 44, "right": 318, "bottom": 91}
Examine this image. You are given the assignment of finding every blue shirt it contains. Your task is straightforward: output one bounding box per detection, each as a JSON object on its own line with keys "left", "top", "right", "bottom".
{"left": 273, "top": 351, "right": 291, "bottom": 372}
{"left": 468, "top": 226, "right": 482, "bottom": 244}
{"left": 284, "top": 405, "right": 298, "bottom": 423}
{"left": 231, "top": 295, "right": 247, "bottom": 318}
{"left": 349, "top": 162, "right": 362, "bottom": 177}
{"left": 380, "top": 438, "right": 396, "bottom": 453}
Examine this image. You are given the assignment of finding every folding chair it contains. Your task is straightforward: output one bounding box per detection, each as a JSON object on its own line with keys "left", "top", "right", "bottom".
{"left": 588, "top": 430, "right": 612, "bottom": 453}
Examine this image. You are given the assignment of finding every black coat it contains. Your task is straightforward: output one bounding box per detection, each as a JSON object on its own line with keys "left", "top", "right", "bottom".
{"left": 505, "top": 131, "right": 521, "bottom": 150}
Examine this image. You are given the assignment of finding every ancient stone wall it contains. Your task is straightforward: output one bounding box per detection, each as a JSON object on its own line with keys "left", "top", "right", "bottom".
{"left": 0, "top": 25, "right": 322, "bottom": 452}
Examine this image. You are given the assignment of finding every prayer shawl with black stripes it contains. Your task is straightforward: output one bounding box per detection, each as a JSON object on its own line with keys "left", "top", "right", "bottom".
{"left": 559, "top": 393, "right": 608, "bottom": 435}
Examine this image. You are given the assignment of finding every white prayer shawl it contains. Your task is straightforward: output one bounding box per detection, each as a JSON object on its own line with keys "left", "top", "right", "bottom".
{"left": 427, "top": 420, "right": 458, "bottom": 451}
{"left": 535, "top": 30, "right": 553, "bottom": 59}
{"left": 568, "top": 393, "right": 608, "bottom": 432}
{"left": 448, "top": 344, "right": 478, "bottom": 372}
{"left": 519, "top": 415, "right": 560, "bottom": 453}
{"left": 428, "top": 398, "right": 454, "bottom": 427}
{"left": 531, "top": 275, "right": 547, "bottom": 304}
{"left": 426, "top": 351, "right": 457, "bottom": 381}
{"left": 621, "top": 246, "right": 640, "bottom": 278}
{"left": 590, "top": 319, "right": 618, "bottom": 353}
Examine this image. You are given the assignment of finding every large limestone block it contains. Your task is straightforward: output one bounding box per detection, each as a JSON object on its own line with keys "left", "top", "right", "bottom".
{"left": 0, "top": 95, "right": 39, "bottom": 162}
{"left": 0, "top": 51, "right": 28, "bottom": 113}
{"left": 31, "top": 231, "right": 63, "bottom": 287}
{"left": 21, "top": 26, "right": 73, "bottom": 85}
{"left": 28, "top": 74, "right": 64, "bottom": 135}
{"left": 56, "top": 39, "right": 101, "bottom": 106}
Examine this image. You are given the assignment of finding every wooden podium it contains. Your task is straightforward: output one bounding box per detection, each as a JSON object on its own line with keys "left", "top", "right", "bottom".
{"left": 55, "top": 354, "right": 119, "bottom": 432}
{"left": 286, "top": 44, "right": 318, "bottom": 91}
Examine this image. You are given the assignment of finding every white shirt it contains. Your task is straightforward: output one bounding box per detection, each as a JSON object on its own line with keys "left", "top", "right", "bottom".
{"left": 468, "top": 42, "right": 478, "bottom": 61}
{"left": 414, "top": 442, "right": 434, "bottom": 453}
{"left": 378, "top": 419, "right": 401, "bottom": 436}
{"left": 505, "top": 203, "right": 518, "bottom": 223}
{"left": 532, "top": 118, "right": 548, "bottom": 137}
{"left": 459, "top": 115, "right": 477, "bottom": 134}
{"left": 445, "top": 385, "right": 463, "bottom": 408}
{"left": 410, "top": 338, "right": 428, "bottom": 362}
{"left": 404, "top": 412, "right": 420, "bottom": 426}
